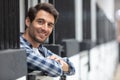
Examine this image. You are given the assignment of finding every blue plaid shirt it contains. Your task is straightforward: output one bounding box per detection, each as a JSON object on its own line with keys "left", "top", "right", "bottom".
{"left": 20, "top": 35, "right": 75, "bottom": 77}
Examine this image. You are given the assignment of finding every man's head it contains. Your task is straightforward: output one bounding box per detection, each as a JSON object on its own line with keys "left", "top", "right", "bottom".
{"left": 24, "top": 3, "right": 59, "bottom": 46}
{"left": 27, "top": 3, "right": 59, "bottom": 23}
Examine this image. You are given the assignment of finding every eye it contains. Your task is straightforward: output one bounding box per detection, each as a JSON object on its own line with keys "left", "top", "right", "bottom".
{"left": 37, "top": 19, "right": 45, "bottom": 25}
{"left": 36, "top": 18, "right": 54, "bottom": 28}
{"left": 48, "top": 23, "right": 54, "bottom": 28}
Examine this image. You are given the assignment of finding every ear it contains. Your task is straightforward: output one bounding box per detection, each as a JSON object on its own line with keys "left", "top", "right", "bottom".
{"left": 25, "top": 17, "right": 31, "bottom": 28}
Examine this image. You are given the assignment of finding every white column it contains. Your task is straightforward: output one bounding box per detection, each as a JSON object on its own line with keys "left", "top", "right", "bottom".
{"left": 91, "top": 0, "right": 97, "bottom": 42}
{"left": 75, "top": 0, "right": 83, "bottom": 42}
{"left": 19, "top": 0, "right": 25, "bottom": 33}
{"left": 41, "top": 0, "right": 49, "bottom": 3}
{"left": 28, "top": 0, "right": 38, "bottom": 9}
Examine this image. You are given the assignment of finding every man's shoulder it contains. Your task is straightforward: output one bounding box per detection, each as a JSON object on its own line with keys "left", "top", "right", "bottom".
{"left": 20, "top": 35, "right": 32, "bottom": 49}
{"left": 20, "top": 35, "right": 27, "bottom": 45}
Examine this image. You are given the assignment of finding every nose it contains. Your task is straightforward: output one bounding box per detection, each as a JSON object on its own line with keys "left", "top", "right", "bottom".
{"left": 41, "top": 23, "right": 48, "bottom": 31}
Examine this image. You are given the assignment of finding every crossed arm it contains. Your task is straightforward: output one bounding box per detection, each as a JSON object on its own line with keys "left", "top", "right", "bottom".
{"left": 25, "top": 47, "right": 75, "bottom": 77}
{"left": 47, "top": 55, "right": 69, "bottom": 72}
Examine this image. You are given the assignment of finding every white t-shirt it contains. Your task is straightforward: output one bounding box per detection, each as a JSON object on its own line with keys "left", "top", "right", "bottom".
{"left": 32, "top": 47, "right": 43, "bottom": 57}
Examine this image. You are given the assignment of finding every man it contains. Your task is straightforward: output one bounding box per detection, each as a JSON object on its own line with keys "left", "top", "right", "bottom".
{"left": 20, "top": 3, "right": 75, "bottom": 77}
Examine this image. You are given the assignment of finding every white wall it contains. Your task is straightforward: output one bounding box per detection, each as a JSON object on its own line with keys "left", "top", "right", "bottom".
{"left": 89, "top": 41, "right": 118, "bottom": 80}
{"left": 65, "top": 41, "right": 118, "bottom": 80}
{"left": 97, "top": 0, "right": 115, "bottom": 22}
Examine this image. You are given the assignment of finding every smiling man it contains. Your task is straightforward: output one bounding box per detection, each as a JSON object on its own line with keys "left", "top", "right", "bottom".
{"left": 20, "top": 3, "right": 75, "bottom": 77}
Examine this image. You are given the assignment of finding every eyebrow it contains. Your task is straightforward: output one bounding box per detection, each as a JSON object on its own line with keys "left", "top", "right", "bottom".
{"left": 37, "top": 18, "right": 54, "bottom": 25}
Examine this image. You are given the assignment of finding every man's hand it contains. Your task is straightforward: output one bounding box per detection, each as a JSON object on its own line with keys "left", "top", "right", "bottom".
{"left": 47, "top": 55, "right": 69, "bottom": 72}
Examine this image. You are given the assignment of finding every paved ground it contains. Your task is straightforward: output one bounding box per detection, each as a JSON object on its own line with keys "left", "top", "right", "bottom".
{"left": 113, "top": 64, "right": 120, "bottom": 80}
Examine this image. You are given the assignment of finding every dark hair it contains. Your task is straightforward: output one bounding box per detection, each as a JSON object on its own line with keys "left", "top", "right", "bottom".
{"left": 27, "top": 3, "right": 59, "bottom": 23}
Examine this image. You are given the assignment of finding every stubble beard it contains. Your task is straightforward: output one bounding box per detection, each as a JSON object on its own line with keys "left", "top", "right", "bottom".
{"left": 29, "top": 30, "right": 45, "bottom": 44}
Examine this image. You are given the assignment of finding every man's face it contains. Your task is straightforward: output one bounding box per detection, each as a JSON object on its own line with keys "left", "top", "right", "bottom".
{"left": 27, "top": 10, "right": 55, "bottom": 43}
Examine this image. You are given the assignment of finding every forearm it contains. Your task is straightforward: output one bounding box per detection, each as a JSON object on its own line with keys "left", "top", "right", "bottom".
{"left": 48, "top": 55, "right": 69, "bottom": 72}
{"left": 48, "top": 55, "right": 75, "bottom": 75}
{"left": 62, "top": 57, "right": 75, "bottom": 75}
